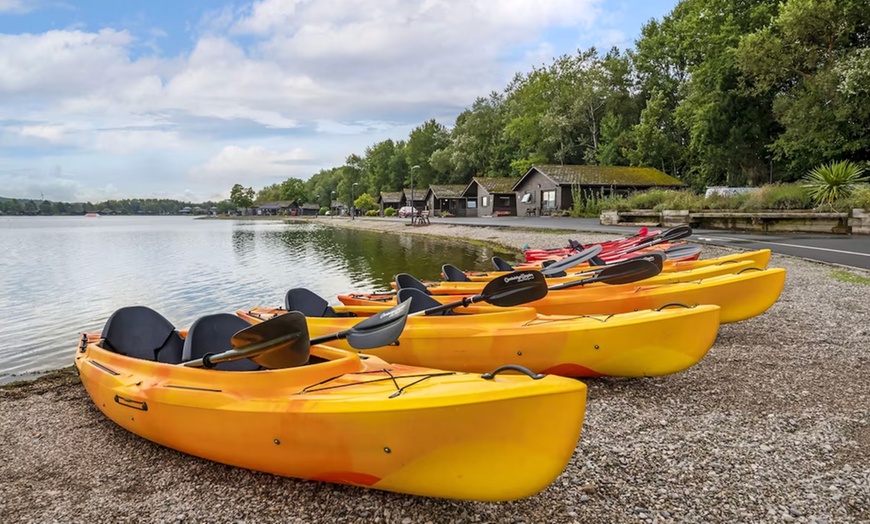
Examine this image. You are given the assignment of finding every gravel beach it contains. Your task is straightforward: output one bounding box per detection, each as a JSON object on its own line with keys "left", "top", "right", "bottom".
{"left": 1, "top": 218, "right": 868, "bottom": 524}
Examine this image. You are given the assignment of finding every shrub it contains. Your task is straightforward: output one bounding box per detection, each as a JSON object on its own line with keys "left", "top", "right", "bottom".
{"left": 654, "top": 190, "right": 706, "bottom": 212}
{"left": 384, "top": 207, "right": 396, "bottom": 217}
{"left": 802, "top": 161, "right": 867, "bottom": 206}
{"left": 850, "top": 186, "right": 870, "bottom": 209}
{"left": 365, "top": 209, "right": 379, "bottom": 217}
{"left": 318, "top": 206, "right": 329, "bottom": 215}
{"left": 739, "top": 183, "right": 812, "bottom": 211}
{"left": 626, "top": 189, "right": 671, "bottom": 209}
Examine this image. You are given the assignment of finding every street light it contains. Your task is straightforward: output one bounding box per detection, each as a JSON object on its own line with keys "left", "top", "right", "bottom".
{"left": 330, "top": 190, "right": 336, "bottom": 218}
{"left": 351, "top": 183, "right": 359, "bottom": 220}
{"left": 410, "top": 165, "right": 420, "bottom": 224}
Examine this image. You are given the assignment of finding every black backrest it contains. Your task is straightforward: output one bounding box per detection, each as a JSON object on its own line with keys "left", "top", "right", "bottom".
{"left": 442, "top": 264, "right": 471, "bottom": 282}
{"left": 182, "top": 313, "right": 260, "bottom": 371}
{"left": 285, "top": 288, "right": 333, "bottom": 317}
{"left": 101, "top": 306, "right": 184, "bottom": 363}
{"left": 397, "top": 288, "right": 454, "bottom": 316}
{"left": 395, "top": 273, "right": 431, "bottom": 295}
{"left": 492, "top": 256, "right": 514, "bottom": 271}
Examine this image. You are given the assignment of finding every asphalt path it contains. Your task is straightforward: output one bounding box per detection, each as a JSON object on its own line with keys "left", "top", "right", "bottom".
{"left": 362, "top": 215, "right": 870, "bottom": 270}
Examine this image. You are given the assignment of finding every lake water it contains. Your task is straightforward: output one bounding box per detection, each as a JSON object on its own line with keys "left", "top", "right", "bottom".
{"left": 0, "top": 216, "right": 511, "bottom": 382}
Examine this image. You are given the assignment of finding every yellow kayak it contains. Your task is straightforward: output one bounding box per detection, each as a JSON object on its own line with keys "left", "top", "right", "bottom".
{"left": 75, "top": 307, "right": 587, "bottom": 501}
{"left": 426, "top": 260, "right": 758, "bottom": 294}
{"left": 238, "top": 300, "right": 721, "bottom": 378}
{"left": 339, "top": 268, "right": 786, "bottom": 324}
{"left": 466, "top": 249, "right": 772, "bottom": 281}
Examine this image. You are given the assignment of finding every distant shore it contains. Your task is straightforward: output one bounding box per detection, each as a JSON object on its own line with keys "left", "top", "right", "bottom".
{"left": 1, "top": 217, "right": 868, "bottom": 523}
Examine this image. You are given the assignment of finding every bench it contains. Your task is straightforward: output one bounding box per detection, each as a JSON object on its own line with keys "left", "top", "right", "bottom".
{"left": 414, "top": 210, "right": 430, "bottom": 226}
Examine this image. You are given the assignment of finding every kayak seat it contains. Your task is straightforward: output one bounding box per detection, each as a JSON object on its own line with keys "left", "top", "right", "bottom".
{"left": 100, "top": 306, "right": 184, "bottom": 363}
{"left": 397, "top": 288, "right": 455, "bottom": 316}
{"left": 569, "top": 239, "right": 584, "bottom": 250}
{"left": 395, "top": 273, "right": 431, "bottom": 295}
{"left": 285, "top": 288, "right": 356, "bottom": 318}
{"left": 182, "top": 314, "right": 261, "bottom": 371}
{"left": 442, "top": 264, "right": 471, "bottom": 282}
{"left": 492, "top": 256, "right": 514, "bottom": 271}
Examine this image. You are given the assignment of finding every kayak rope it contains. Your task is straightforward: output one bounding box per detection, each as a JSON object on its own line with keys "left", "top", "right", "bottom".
{"left": 296, "top": 369, "right": 456, "bottom": 397}
{"left": 526, "top": 314, "right": 615, "bottom": 325}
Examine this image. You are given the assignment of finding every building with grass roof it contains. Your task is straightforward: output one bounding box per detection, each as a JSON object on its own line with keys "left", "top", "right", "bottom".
{"left": 512, "top": 165, "right": 684, "bottom": 216}
{"left": 423, "top": 185, "right": 468, "bottom": 216}
{"left": 377, "top": 191, "right": 403, "bottom": 216}
{"left": 462, "top": 177, "right": 522, "bottom": 217}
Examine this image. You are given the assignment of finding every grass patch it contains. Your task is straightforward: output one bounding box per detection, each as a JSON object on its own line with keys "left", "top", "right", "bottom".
{"left": 829, "top": 270, "right": 870, "bottom": 285}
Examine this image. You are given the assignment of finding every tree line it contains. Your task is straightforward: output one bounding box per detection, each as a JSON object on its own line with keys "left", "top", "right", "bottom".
{"left": 234, "top": 0, "right": 868, "bottom": 210}
{"left": 0, "top": 198, "right": 230, "bottom": 216}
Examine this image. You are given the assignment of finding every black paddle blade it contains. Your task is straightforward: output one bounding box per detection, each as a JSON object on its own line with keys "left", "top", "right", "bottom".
{"left": 492, "top": 256, "right": 514, "bottom": 271}
{"left": 548, "top": 259, "right": 662, "bottom": 290}
{"left": 342, "top": 299, "right": 412, "bottom": 349}
{"left": 541, "top": 244, "right": 604, "bottom": 276}
{"left": 395, "top": 273, "right": 431, "bottom": 295}
{"left": 480, "top": 270, "right": 549, "bottom": 306}
{"left": 442, "top": 264, "right": 471, "bottom": 282}
{"left": 623, "top": 251, "right": 666, "bottom": 272}
{"left": 663, "top": 244, "right": 702, "bottom": 260}
{"left": 661, "top": 224, "right": 693, "bottom": 242}
{"left": 230, "top": 312, "right": 310, "bottom": 369}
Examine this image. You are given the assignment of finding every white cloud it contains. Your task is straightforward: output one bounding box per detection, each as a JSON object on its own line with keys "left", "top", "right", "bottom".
{"left": 0, "top": 0, "right": 611, "bottom": 201}
{"left": 0, "top": 0, "right": 32, "bottom": 13}
{"left": 189, "top": 145, "right": 316, "bottom": 185}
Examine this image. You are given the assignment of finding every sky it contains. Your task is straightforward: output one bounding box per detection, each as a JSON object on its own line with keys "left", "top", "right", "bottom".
{"left": 0, "top": 0, "right": 677, "bottom": 203}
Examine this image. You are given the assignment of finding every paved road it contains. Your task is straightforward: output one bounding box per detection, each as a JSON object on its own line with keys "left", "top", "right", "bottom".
{"left": 365, "top": 215, "right": 870, "bottom": 270}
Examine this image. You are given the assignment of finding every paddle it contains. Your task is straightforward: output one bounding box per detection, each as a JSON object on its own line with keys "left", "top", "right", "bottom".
{"left": 662, "top": 243, "right": 702, "bottom": 260}
{"left": 547, "top": 259, "right": 662, "bottom": 291}
{"left": 410, "top": 270, "right": 548, "bottom": 316}
{"left": 540, "top": 244, "right": 604, "bottom": 277}
{"left": 309, "top": 299, "right": 412, "bottom": 349}
{"left": 182, "top": 311, "right": 309, "bottom": 369}
{"left": 620, "top": 225, "right": 693, "bottom": 255}
{"left": 183, "top": 300, "right": 412, "bottom": 367}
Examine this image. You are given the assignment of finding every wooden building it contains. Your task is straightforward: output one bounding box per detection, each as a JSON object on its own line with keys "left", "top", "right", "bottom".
{"left": 377, "top": 191, "right": 403, "bottom": 216}
{"left": 512, "top": 165, "right": 684, "bottom": 216}
{"left": 462, "top": 177, "right": 521, "bottom": 217}
{"left": 424, "top": 185, "right": 468, "bottom": 216}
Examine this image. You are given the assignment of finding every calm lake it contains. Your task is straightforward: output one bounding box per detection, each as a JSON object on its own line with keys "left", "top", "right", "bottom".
{"left": 0, "top": 216, "right": 512, "bottom": 382}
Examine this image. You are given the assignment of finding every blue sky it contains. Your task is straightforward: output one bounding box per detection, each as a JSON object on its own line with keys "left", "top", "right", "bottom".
{"left": 0, "top": 0, "right": 677, "bottom": 202}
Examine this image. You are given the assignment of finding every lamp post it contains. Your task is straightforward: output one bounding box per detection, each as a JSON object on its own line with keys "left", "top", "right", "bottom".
{"left": 351, "top": 183, "right": 359, "bottom": 220}
{"left": 410, "top": 165, "right": 420, "bottom": 224}
{"left": 330, "top": 191, "right": 336, "bottom": 217}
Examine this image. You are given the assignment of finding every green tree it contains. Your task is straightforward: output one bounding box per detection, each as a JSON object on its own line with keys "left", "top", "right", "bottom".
{"left": 229, "top": 184, "right": 254, "bottom": 213}
{"left": 354, "top": 193, "right": 377, "bottom": 213}
{"left": 737, "top": 0, "right": 870, "bottom": 173}
{"left": 406, "top": 119, "right": 450, "bottom": 187}
{"left": 279, "top": 178, "right": 307, "bottom": 203}
{"left": 257, "top": 183, "right": 282, "bottom": 203}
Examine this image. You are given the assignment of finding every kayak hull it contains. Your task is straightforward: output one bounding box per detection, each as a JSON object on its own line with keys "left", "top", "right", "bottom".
{"left": 239, "top": 304, "right": 722, "bottom": 378}
{"left": 340, "top": 268, "right": 786, "bottom": 324}
{"left": 75, "top": 339, "right": 586, "bottom": 501}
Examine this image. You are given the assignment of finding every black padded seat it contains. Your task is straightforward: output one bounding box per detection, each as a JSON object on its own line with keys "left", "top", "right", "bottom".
{"left": 182, "top": 313, "right": 261, "bottom": 371}
{"left": 395, "top": 273, "right": 431, "bottom": 295}
{"left": 492, "top": 256, "right": 514, "bottom": 271}
{"left": 101, "top": 306, "right": 184, "bottom": 363}
{"left": 285, "top": 288, "right": 356, "bottom": 318}
{"left": 397, "top": 288, "right": 455, "bottom": 316}
{"left": 442, "top": 264, "right": 471, "bottom": 282}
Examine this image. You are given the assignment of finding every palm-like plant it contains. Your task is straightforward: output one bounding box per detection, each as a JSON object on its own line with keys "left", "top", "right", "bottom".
{"left": 802, "top": 161, "right": 867, "bottom": 206}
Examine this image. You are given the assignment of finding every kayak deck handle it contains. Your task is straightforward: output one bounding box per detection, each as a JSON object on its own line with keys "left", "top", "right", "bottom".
{"left": 114, "top": 395, "right": 148, "bottom": 411}
{"left": 481, "top": 365, "right": 545, "bottom": 381}
{"left": 655, "top": 302, "right": 693, "bottom": 311}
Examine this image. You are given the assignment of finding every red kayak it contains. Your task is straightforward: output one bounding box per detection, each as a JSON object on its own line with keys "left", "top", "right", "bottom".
{"left": 524, "top": 227, "right": 658, "bottom": 262}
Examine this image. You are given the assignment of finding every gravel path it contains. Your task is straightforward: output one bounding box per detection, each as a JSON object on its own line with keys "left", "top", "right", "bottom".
{"left": 1, "top": 218, "right": 868, "bottom": 524}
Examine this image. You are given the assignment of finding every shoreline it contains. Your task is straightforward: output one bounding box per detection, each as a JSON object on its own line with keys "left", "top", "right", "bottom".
{"left": 2, "top": 218, "right": 868, "bottom": 523}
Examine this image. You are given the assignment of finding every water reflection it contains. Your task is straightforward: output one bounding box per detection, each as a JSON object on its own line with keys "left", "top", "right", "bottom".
{"left": 0, "top": 217, "right": 513, "bottom": 380}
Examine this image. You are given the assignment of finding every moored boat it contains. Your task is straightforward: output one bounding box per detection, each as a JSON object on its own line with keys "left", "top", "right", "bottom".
{"left": 75, "top": 304, "right": 587, "bottom": 501}
{"left": 239, "top": 288, "right": 721, "bottom": 377}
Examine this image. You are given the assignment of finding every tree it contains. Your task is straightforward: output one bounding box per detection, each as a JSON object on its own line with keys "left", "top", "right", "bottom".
{"left": 229, "top": 184, "right": 254, "bottom": 213}
{"left": 406, "top": 119, "right": 450, "bottom": 187}
{"left": 354, "top": 193, "right": 377, "bottom": 213}
{"left": 737, "top": 0, "right": 870, "bottom": 174}
{"left": 279, "top": 178, "right": 307, "bottom": 203}
{"left": 257, "top": 183, "right": 282, "bottom": 203}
